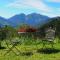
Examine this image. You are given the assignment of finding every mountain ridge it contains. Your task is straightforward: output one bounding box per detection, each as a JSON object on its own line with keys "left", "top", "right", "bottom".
{"left": 0, "top": 13, "right": 55, "bottom": 28}
{"left": 8, "top": 13, "right": 50, "bottom": 27}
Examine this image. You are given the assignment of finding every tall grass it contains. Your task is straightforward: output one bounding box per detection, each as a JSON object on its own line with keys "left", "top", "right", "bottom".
{"left": 0, "top": 37, "right": 60, "bottom": 60}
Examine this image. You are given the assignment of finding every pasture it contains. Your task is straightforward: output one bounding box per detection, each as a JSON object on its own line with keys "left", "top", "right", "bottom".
{"left": 0, "top": 37, "right": 60, "bottom": 60}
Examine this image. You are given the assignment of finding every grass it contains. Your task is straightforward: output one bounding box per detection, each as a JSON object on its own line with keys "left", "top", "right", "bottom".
{"left": 0, "top": 38, "right": 60, "bottom": 60}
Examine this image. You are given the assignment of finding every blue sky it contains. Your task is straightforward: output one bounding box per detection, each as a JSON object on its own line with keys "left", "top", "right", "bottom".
{"left": 0, "top": 0, "right": 60, "bottom": 18}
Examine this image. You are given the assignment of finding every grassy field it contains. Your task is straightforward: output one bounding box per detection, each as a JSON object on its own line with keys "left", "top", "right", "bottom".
{"left": 0, "top": 38, "right": 60, "bottom": 60}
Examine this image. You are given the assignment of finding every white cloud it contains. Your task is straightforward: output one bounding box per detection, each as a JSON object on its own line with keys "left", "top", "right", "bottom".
{"left": 44, "top": 13, "right": 60, "bottom": 17}
{"left": 7, "top": 0, "right": 53, "bottom": 13}
{"left": 7, "top": 0, "right": 60, "bottom": 17}
{"left": 46, "top": 0, "right": 60, "bottom": 2}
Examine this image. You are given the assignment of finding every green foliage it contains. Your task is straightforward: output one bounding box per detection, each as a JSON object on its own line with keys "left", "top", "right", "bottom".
{"left": 0, "top": 25, "right": 18, "bottom": 47}
{"left": 17, "top": 23, "right": 30, "bottom": 29}
{"left": 0, "top": 38, "right": 60, "bottom": 60}
{"left": 38, "top": 17, "right": 60, "bottom": 39}
{"left": 0, "top": 27, "right": 7, "bottom": 47}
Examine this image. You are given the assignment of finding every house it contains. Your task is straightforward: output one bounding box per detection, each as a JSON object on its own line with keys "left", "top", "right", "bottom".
{"left": 18, "top": 27, "right": 38, "bottom": 38}
{"left": 18, "top": 28, "right": 27, "bottom": 33}
{"left": 18, "top": 27, "right": 37, "bottom": 33}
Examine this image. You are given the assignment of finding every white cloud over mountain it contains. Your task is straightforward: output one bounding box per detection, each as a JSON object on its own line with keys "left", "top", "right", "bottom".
{"left": 2, "top": 0, "right": 60, "bottom": 18}
{"left": 7, "top": 0, "right": 53, "bottom": 13}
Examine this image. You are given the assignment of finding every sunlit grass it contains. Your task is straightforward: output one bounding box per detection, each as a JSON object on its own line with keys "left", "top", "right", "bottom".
{"left": 0, "top": 38, "right": 60, "bottom": 60}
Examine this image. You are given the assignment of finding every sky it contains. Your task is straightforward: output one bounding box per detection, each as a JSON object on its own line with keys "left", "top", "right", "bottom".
{"left": 0, "top": 0, "right": 60, "bottom": 18}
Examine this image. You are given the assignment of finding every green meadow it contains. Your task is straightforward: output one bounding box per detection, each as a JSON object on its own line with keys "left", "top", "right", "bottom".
{"left": 0, "top": 37, "right": 60, "bottom": 60}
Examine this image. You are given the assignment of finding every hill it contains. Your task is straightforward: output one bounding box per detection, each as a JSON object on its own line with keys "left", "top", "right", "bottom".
{"left": 39, "top": 17, "right": 60, "bottom": 38}
{"left": 8, "top": 13, "right": 50, "bottom": 27}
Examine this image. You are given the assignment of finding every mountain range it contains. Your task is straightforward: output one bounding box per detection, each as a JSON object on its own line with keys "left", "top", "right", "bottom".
{"left": 0, "top": 13, "right": 51, "bottom": 28}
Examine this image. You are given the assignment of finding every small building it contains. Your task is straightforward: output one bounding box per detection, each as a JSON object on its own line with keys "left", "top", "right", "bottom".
{"left": 18, "top": 28, "right": 27, "bottom": 34}
{"left": 18, "top": 27, "right": 38, "bottom": 39}
{"left": 18, "top": 27, "right": 37, "bottom": 33}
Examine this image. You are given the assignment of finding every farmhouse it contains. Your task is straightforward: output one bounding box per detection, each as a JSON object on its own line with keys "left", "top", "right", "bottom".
{"left": 18, "top": 27, "right": 37, "bottom": 33}
{"left": 17, "top": 27, "right": 40, "bottom": 39}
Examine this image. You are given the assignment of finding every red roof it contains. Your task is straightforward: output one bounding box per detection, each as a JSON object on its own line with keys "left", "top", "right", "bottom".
{"left": 18, "top": 28, "right": 26, "bottom": 32}
{"left": 18, "top": 27, "right": 37, "bottom": 32}
{"left": 26, "top": 28, "right": 37, "bottom": 32}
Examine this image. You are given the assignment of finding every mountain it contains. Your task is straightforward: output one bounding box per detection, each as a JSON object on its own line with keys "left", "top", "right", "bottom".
{"left": 41, "top": 16, "right": 60, "bottom": 28}
{"left": 0, "top": 16, "right": 9, "bottom": 27}
{"left": 26, "top": 13, "right": 50, "bottom": 27}
{"left": 0, "top": 16, "right": 15, "bottom": 27}
{"left": 8, "top": 13, "right": 50, "bottom": 27}
{"left": 8, "top": 13, "right": 26, "bottom": 27}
